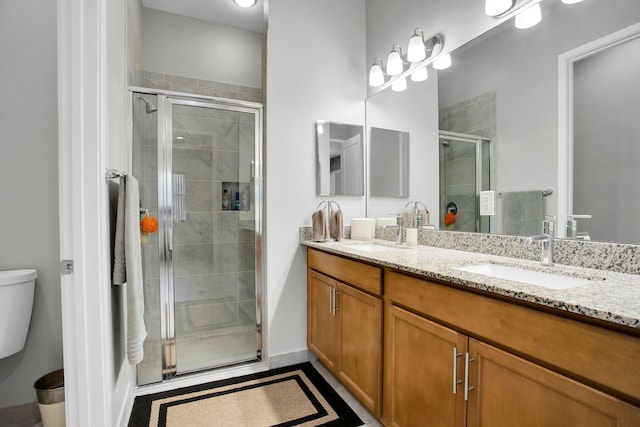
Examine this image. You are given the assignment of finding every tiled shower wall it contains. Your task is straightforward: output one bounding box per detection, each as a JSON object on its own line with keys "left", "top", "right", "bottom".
{"left": 143, "top": 71, "right": 262, "bottom": 103}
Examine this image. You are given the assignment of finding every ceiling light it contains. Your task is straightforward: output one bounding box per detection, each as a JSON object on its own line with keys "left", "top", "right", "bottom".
{"left": 233, "top": 0, "right": 257, "bottom": 8}
{"left": 391, "top": 78, "right": 407, "bottom": 92}
{"left": 485, "top": 0, "right": 515, "bottom": 16}
{"left": 433, "top": 53, "right": 452, "bottom": 70}
{"left": 369, "top": 58, "right": 386, "bottom": 87}
{"left": 386, "top": 44, "right": 405, "bottom": 76}
{"left": 410, "top": 67, "right": 429, "bottom": 82}
{"left": 407, "top": 29, "right": 426, "bottom": 63}
{"left": 515, "top": 2, "right": 542, "bottom": 29}
{"left": 561, "top": 0, "right": 583, "bottom": 3}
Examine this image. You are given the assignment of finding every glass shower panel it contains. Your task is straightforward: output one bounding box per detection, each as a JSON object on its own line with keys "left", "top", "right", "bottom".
{"left": 132, "top": 94, "right": 163, "bottom": 385}
{"left": 439, "top": 137, "right": 478, "bottom": 232}
{"left": 170, "top": 102, "right": 258, "bottom": 375}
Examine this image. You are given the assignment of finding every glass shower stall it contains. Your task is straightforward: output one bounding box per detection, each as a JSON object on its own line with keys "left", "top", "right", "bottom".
{"left": 439, "top": 130, "right": 491, "bottom": 233}
{"left": 131, "top": 90, "right": 264, "bottom": 385}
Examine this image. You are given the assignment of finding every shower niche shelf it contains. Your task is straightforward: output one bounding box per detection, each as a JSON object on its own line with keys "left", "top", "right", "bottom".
{"left": 222, "top": 182, "right": 251, "bottom": 212}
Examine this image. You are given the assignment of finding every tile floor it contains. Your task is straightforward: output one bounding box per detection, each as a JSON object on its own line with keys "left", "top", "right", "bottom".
{"left": 309, "top": 359, "right": 383, "bottom": 426}
{"left": 0, "top": 358, "right": 382, "bottom": 427}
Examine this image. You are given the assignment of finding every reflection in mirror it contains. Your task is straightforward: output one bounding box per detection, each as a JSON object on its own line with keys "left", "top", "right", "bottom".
{"left": 316, "top": 121, "right": 364, "bottom": 196}
{"left": 568, "top": 27, "right": 640, "bottom": 244}
{"left": 370, "top": 127, "right": 410, "bottom": 198}
{"left": 438, "top": 131, "right": 491, "bottom": 232}
{"left": 435, "top": 0, "right": 640, "bottom": 242}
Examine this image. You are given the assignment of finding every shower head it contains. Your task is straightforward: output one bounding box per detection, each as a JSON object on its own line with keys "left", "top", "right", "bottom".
{"left": 137, "top": 95, "right": 157, "bottom": 113}
{"left": 441, "top": 139, "right": 450, "bottom": 146}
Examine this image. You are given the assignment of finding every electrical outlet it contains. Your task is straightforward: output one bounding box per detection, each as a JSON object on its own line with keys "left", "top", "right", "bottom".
{"left": 480, "top": 190, "right": 496, "bottom": 216}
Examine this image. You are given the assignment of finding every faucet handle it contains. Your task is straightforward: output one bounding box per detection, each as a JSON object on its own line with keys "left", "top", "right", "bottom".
{"left": 388, "top": 213, "right": 402, "bottom": 226}
{"left": 566, "top": 214, "right": 591, "bottom": 238}
{"left": 543, "top": 216, "right": 555, "bottom": 235}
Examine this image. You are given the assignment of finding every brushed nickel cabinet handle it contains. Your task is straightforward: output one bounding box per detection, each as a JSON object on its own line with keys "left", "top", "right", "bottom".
{"left": 464, "top": 352, "right": 475, "bottom": 401}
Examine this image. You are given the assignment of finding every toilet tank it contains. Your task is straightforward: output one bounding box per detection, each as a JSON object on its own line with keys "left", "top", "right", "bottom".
{"left": 0, "top": 269, "right": 37, "bottom": 359}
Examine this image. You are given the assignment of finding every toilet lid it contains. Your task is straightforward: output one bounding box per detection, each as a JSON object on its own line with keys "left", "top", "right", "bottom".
{"left": 0, "top": 269, "right": 38, "bottom": 286}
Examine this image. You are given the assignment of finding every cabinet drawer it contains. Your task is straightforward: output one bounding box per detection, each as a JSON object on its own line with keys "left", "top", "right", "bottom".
{"left": 307, "top": 248, "right": 382, "bottom": 296}
{"left": 387, "top": 270, "right": 640, "bottom": 405}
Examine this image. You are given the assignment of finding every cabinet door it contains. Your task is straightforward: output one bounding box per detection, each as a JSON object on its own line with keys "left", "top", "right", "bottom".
{"left": 384, "top": 305, "right": 467, "bottom": 427}
{"left": 467, "top": 338, "right": 640, "bottom": 427}
{"left": 337, "top": 282, "right": 383, "bottom": 416}
{"left": 307, "top": 270, "right": 339, "bottom": 371}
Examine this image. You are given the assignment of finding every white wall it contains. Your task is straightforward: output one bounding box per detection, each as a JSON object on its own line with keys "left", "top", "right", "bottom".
{"left": 141, "top": 7, "right": 263, "bottom": 88}
{"left": 265, "top": 0, "right": 367, "bottom": 358}
{"left": 0, "top": 0, "right": 62, "bottom": 407}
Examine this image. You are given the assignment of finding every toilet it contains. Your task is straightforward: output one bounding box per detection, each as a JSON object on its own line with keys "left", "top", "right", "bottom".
{"left": 0, "top": 269, "right": 37, "bottom": 359}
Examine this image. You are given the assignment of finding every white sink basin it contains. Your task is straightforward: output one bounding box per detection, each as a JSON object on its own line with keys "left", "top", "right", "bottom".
{"left": 350, "top": 243, "right": 411, "bottom": 252}
{"left": 454, "top": 263, "right": 596, "bottom": 290}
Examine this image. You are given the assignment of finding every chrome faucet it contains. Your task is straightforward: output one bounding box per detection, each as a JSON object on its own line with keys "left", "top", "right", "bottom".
{"left": 383, "top": 215, "right": 405, "bottom": 244}
{"left": 566, "top": 214, "right": 592, "bottom": 240}
{"left": 525, "top": 216, "right": 554, "bottom": 266}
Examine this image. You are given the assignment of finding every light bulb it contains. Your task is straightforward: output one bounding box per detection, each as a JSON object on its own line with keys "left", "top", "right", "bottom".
{"left": 369, "top": 62, "right": 385, "bottom": 87}
{"left": 433, "top": 54, "right": 452, "bottom": 70}
{"left": 515, "top": 3, "right": 542, "bottom": 29}
{"left": 391, "top": 78, "right": 407, "bottom": 92}
{"left": 233, "top": 0, "right": 257, "bottom": 8}
{"left": 411, "top": 67, "right": 428, "bottom": 82}
{"left": 387, "top": 46, "right": 404, "bottom": 76}
{"left": 407, "top": 30, "right": 426, "bottom": 63}
{"left": 561, "top": 0, "right": 583, "bottom": 3}
{"left": 485, "top": 0, "right": 515, "bottom": 16}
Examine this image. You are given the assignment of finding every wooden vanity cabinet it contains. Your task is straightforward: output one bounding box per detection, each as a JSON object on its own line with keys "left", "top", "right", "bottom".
{"left": 307, "top": 248, "right": 383, "bottom": 416}
{"left": 385, "top": 270, "right": 640, "bottom": 427}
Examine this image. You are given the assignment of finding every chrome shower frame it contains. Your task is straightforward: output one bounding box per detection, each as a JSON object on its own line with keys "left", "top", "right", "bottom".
{"left": 439, "top": 130, "right": 492, "bottom": 233}
{"left": 130, "top": 87, "right": 265, "bottom": 382}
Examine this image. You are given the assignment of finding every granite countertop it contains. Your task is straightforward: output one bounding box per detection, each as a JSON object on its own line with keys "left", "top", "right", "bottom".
{"left": 303, "top": 239, "right": 640, "bottom": 330}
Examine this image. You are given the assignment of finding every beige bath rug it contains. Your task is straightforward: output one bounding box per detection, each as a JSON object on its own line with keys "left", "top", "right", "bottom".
{"left": 128, "top": 362, "right": 362, "bottom": 426}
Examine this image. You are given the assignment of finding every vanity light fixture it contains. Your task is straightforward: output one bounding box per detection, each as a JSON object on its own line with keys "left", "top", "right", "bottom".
{"left": 515, "top": 1, "right": 542, "bottom": 29}
{"left": 391, "top": 77, "right": 408, "bottom": 92}
{"left": 386, "top": 44, "right": 406, "bottom": 76}
{"left": 368, "top": 32, "right": 444, "bottom": 89}
{"left": 433, "top": 53, "right": 452, "bottom": 70}
{"left": 233, "top": 0, "right": 257, "bottom": 8}
{"left": 410, "top": 66, "right": 429, "bottom": 82}
{"left": 485, "top": 0, "right": 515, "bottom": 16}
{"left": 407, "top": 29, "right": 427, "bottom": 62}
{"left": 368, "top": 58, "right": 386, "bottom": 87}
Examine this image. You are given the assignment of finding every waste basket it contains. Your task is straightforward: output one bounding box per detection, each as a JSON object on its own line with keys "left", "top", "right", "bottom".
{"left": 34, "top": 369, "right": 65, "bottom": 427}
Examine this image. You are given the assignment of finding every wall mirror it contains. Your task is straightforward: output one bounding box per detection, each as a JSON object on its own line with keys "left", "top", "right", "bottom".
{"left": 366, "top": 0, "right": 640, "bottom": 244}
{"left": 370, "top": 127, "right": 410, "bottom": 198}
{"left": 316, "top": 121, "right": 364, "bottom": 196}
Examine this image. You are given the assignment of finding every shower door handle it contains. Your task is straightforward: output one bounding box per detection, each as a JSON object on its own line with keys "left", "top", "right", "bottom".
{"left": 168, "top": 228, "right": 173, "bottom": 251}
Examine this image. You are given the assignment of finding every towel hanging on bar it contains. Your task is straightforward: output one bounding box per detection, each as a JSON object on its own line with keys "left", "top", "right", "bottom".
{"left": 112, "top": 174, "right": 147, "bottom": 365}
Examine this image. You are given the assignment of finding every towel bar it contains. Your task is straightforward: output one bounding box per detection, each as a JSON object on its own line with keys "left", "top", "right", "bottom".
{"left": 497, "top": 188, "right": 553, "bottom": 197}
{"left": 105, "top": 169, "right": 127, "bottom": 180}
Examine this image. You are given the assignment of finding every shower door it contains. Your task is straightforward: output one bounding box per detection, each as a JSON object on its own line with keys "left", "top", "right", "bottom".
{"left": 133, "top": 91, "right": 263, "bottom": 384}
{"left": 439, "top": 130, "right": 491, "bottom": 233}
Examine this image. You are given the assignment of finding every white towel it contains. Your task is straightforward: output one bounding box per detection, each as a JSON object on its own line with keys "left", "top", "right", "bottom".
{"left": 112, "top": 175, "right": 147, "bottom": 365}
